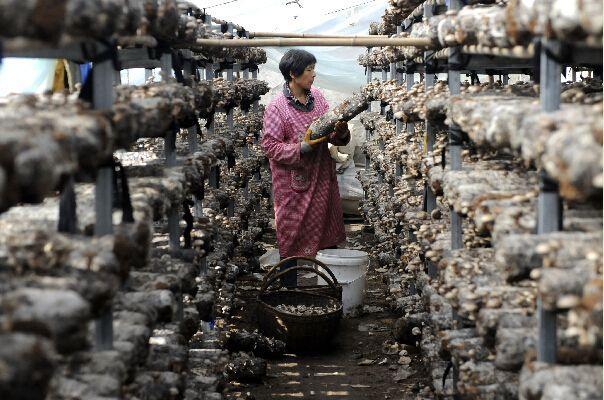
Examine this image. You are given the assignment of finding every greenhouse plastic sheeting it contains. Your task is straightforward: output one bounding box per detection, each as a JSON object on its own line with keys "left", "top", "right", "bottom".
{"left": 0, "top": 58, "right": 55, "bottom": 96}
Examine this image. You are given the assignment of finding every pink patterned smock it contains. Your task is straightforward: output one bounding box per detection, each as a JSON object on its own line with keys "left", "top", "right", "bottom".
{"left": 261, "top": 87, "right": 346, "bottom": 258}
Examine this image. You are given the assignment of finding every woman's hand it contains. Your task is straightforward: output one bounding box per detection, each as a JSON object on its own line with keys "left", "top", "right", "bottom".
{"left": 301, "top": 129, "right": 323, "bottom": 154}
{"left": 300, "top": 140, "right": 314, "bottom": 154}
{"left": 304, "top": 128, "right": 328, "bottom": 146}
{"left": 328, "top": 121, "right": 350, "bottom": 145}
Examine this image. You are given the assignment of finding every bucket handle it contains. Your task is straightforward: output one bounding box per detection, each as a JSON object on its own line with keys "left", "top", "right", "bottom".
{"left": 265, "top": 256, "right": 339, "bottom": 287}
{"left": 259, "top": 265, "right": 340, "bottom": 297}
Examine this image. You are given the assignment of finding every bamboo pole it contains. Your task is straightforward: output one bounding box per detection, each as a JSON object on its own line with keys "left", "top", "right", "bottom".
{"left": 249, "top": 32, "right": 389, "bottom": 38}
{"left": 195, "top": 37, "right": 433, "bottom": 48}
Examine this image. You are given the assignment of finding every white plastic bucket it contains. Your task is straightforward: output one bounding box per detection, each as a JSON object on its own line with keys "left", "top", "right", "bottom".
{"left": 315, "top": 249, "right": 369, "bottom": 316}
{"left": 315, "top": 249, "right": 369, "bottom": 283}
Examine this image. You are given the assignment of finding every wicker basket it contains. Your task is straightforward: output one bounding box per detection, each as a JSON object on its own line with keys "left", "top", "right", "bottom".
{"left": 263, "top": 256, "right": 343, "bottom": 301}
{"left": 256, "top": 265, "right": 343, "bottom": 351}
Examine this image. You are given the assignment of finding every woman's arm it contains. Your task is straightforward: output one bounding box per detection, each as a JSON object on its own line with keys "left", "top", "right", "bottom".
{"left": 261, "top": 104, "right": 301, "bottom": 165}
{"left": 314, "top": 89, "right": 350, "bottom": 146}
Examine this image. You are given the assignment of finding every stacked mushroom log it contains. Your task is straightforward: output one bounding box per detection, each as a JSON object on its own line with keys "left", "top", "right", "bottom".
{"left": 436, "top": 1, "right": 602, "bottom": 52}
{"left": 112, "top": 69, "right": 273, "bottom": 400}
{"left": 357, "top": 65, "right": 603, "bottom": 399}
{"left": 0, "top": 80, "right": 222, "bottom": 399}
{"left": 444, "top": 84, "right": 603, "bottom": 400}
{"left": 0, "top": 1, "right": 275, "bottom": 399}
{"left": 370, "top": 0, "right": 426, "bottom": 35}
{"left": 368, "top": 0, "right": 602, "bottom": 71}
{"left": 187, "top": 63, "right": 276, "bottom": 393}
{"left": 0, "top": 94, "right": 114, "bottom": 213}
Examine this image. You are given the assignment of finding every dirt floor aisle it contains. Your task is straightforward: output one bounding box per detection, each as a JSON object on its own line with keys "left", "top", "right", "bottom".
{"left": 224, "top": 223, "right": 431, "bottom": 400}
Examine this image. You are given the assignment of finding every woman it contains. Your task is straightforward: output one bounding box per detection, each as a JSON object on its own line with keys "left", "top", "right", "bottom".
{"left": 261, "top": 49, "right": 350, "bottom": 287}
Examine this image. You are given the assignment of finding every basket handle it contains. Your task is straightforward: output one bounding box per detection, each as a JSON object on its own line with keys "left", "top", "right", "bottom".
{"left": 265, "top": 256, "right": 339, "bottom": 287}
{"left": 259, "top": 265, "right": 340, "bottom": 297}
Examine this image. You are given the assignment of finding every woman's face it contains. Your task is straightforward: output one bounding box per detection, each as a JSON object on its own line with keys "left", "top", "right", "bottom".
{"left": 290, "top": 64, "right": 316, "bottom": 90}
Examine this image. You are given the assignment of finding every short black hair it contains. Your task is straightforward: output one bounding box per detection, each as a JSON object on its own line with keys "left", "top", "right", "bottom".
{"left": 279, "top": 49, "right": 316, "bottom": 82}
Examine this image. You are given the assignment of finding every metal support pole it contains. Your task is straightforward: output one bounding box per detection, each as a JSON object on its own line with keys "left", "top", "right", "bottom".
{"left": 502, "top": 74, "right": 509, "bottom": 85}
{"left": 252, "top": 69, "right": 259, "bottom": 113}
{"left": 195, "top": 182, "right": 204, "bottom": 219}
{"left": 381, "top": 69, "right": 388, "bottom": 81}
{"left": 424, "top": 73, "right": 437, "bottom": 214}
{"left": 395, "top": 161, "right": 403, "bottom": 179}
{"left": 448, "top": 0, "right": 463, "bottom": 251}
{"left": 93, "top": 60, "right": 115, "bottom": 239}
{"left": 209, "top": 166, "right": 220, "bottom": 189}
{"left": 537, "top": 39, "right": 562, "bottom": 364}
{"left": 395, "top": 59, "right": 403, "bottom": 135}
{"left": 160, "top": 53, "right": 180, "bottom": 253}
{"left": 176, "top": 291, "right": 184, "bottom": 322}
{"left": 226, "top": 66, "right": 234, "bottom": 130}
{"left": 197, "top": 13, "right": 213, "bottom": 275}
{"left": 395, "top": 119, "right": 403, "bottom": 136}
{"left": 188, "top": 126, "right": 198, "bottom": 153}
{"left": 406, "top": 71, "right": 415, "bottom": 136}
{"left": 540, "top": 41, "right": 561, "bottom": 113}
{"left": 406, "top": 71, "right": 414, "bottom": 89}
{"left": 191, "top": 65, "right": 204, "bottom": 218}
{"left": 165, "top": 126, "right": 177, "bottom": 167}
{"left": 251, "top": 66, "right": 261, "bottom": 180}
{"left": 160, "top": 53, "right": 172, "bottom": 79}
{"left": 366, "top": 62, "right": 373, "bottom": 168}
{"left": 144, "top": 68, "right": 153, "bottom": 82}
{"left": 58, "top": 176, "right": 77, "bottom": 233}
{"left": 94, "top": 169, "right": 113, "bottom": 237}
{"left": 241, "top": 65, "right": 251, "bottom": 157}
{"left": 227, "top": 197, "right": 235, "bottom": 217}
{"left": 423, "top": 1, "right": 435, "bottom": 195}
{"left": 93, "top": 60, "right": 115, "bottom": 351}
{"left": 243, "top": 178, "right": 250, "bottom": 200}
{"left": 161, "top": 53, "right": 177, "bottom": 167}
{"left": 450, "top": 210, "right": 463, "bottom": 249}
{"left": 206, "top": 64, "right": 215, "bottom": 135}
{"left": 186, "top": 61, "right": 199, "bottom": 154}
{"left": 364, "top": 47, "right": 373, "bottom": 186}
{"left": 114, "top": 69, "right": 122, "bottom": 85}
{"left": 366, "top": 48, "right": 372, "bottom": 112}
{"left": 537, "top": 171, "right": 562, "bottom": 363}
{"left": 168, "top": 207, "right": 180, "bottom": 252}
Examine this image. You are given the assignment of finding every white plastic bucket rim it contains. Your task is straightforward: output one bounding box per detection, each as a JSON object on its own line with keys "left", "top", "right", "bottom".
{"left": 315, "top": 249, "right": 369, "bottom": 283}
{"left": 316, "top": 248, "right": 369, "bottom": 262}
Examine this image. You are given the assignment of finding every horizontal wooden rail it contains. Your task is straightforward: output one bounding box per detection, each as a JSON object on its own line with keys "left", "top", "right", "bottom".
{"left": 249, "top": 32, "right": 389, "bottom": 39}
{"left": 196, "top": 37, "right": 433, "bottom": 48}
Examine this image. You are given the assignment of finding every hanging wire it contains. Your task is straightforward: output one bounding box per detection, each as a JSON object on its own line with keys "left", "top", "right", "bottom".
{"left": 325, "top": 0, "right": 378, "bottom": 15}
{"left": 205, "top": 0, "right": 240, "bottom": 9}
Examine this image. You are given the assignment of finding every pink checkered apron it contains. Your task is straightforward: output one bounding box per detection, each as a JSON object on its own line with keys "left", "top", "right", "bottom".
{"left": 261, "top": 87, "right": 346, "bottom": 258}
